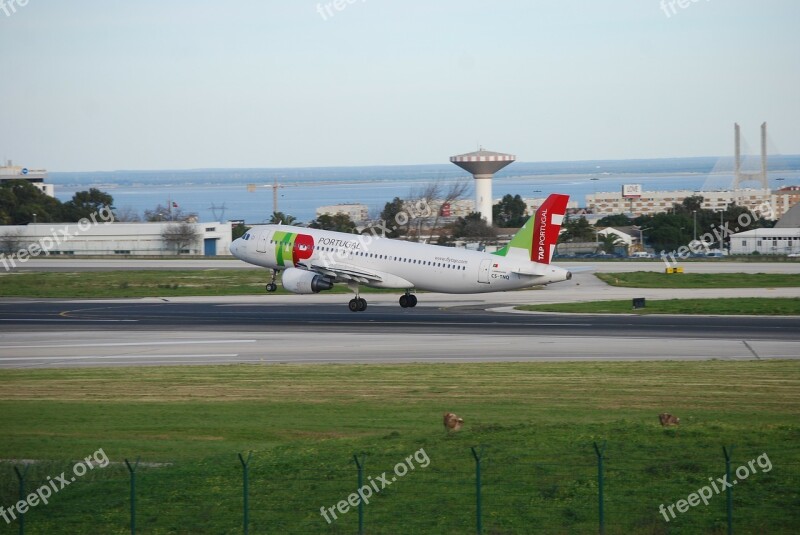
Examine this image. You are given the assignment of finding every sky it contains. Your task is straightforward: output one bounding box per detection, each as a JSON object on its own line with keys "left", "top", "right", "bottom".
{"left": 0, "top": 0, "right": 798, "bottom": 172}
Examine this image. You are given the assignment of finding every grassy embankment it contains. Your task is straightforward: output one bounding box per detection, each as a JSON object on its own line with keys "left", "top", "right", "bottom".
{"left": 0, "top": 269, "right": 398, "bottom": 298}
{"left": 513, "top": 272, "right": 800, "bottom": 314}
{"left": 1, "top": 362, "right": 798, "bottom": 533}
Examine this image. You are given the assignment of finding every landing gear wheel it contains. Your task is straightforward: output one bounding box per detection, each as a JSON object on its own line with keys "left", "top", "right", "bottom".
{"left": 399, "top": 295, "right": 409, "bottom": 308}
{"left": 266, "top": 269, "right": 278, "bottom": 293}
{"left": 357, "top": 298, "right": 367, "bottom": 312}
{"left": 349, "top": 299, "right": 360, "bottom": 312}
{"left": 408, "top": 294, "right": 417, "bottom": 307}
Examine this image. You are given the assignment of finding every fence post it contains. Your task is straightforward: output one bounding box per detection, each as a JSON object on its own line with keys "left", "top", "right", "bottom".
{"left": 353, "top": 453, "right": 367, "bottom": 535}
{"left": 470, "top": 446, "right": 485, "bottom": 535}
{"left": 723, "top": 446, "right": 734, "bottom": 535}
{"left": 238, "top": 452, "right": 252, "bottom": 535}
{"left": 13, "top": 465, "right": 29, "bottom": 535}
{"left": 124, "top": 458, "right": 140, "bottom": 535}
{"left": 593, "top": 441, "right": 607, "bottom": 535}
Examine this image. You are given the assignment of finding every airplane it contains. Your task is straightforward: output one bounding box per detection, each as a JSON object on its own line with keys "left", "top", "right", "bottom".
{"left": 229, "top": 193, "right": 573, "bottom": 311}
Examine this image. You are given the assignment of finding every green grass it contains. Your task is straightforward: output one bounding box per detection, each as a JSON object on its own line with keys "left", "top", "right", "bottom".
{"left": 0, "top": 270, "right": 400, "bottom": 298}
{"left": 597, "top": 271, "right": 800, "bottom": 289}
{"left": 1, "top": 362, "right": 798, "bottom": 533}
{"left": 516, "top": 297, "right": 800, "bottom": 315}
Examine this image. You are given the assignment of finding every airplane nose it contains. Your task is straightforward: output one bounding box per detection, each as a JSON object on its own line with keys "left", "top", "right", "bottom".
{"left": 230, "top": 239, "right": 240, "bottom": 257}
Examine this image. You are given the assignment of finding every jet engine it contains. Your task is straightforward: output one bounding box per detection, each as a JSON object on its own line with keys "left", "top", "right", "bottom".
{"left": 281, "top": 267, "right": 334, "bottom": 294}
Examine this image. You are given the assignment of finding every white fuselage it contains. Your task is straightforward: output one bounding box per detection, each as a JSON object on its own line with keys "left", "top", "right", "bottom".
{"left": 230, "top": 225, "right": 571, "bottom": 294}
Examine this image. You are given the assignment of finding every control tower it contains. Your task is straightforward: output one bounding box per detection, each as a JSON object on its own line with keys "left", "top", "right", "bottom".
{"left": 450, "top": 148, "right": 516, "bottom": 225}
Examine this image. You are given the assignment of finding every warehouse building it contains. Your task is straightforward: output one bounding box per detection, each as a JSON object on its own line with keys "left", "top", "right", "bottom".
{"left": 729, "top": 228, "right": 800, "bottom": 255}
{"left": 0, "top": 221, "right": 232, "bottom": 258}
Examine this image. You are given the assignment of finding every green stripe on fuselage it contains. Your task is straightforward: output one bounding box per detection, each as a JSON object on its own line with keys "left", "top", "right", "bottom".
{"left": 273, "top": 231, "right": 296, "bottom": 266}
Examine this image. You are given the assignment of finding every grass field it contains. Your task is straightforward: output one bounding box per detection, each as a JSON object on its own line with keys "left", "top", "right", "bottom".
{"left": 0, "top": 270, "right": 401, "bottom": 298}
{"left": 1, "top": 361, "right": 798, "bottom": 533}
{"left": 597, "top": 272, "right": 800, "bottom": 289}
{"left": 2, "top": 270, "right": 798, "bottom": 299}
{"left": 516, "top": 297, "right": 800, "bottom": 315}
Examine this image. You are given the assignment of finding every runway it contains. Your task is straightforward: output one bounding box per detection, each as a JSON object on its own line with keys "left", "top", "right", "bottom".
{"left": 0, "top": 296, "right": 798, "bottom": 367}
{"left": 2, "top": 262, "right": 798, "bottom": 368}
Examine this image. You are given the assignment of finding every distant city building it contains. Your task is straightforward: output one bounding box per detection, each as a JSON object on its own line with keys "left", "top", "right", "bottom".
{"left": 0, "top": 160, "right": 54, "bottom": 197}
{"left": 0, "top": 221, "right": 231, "bottom": 257}
{"left": 428, "top": 199, "right": 475, "bottom": 219}
{"left": 729, "top": 228, "right": 800, "bottom": 255}
{"left": 316, "top": 203, "right": 370, "bottom": 223}
{"left": 587, "top": 187, "right": 799, "bottom": 219}
{"left": 523, "top": 197, "right": 579, "bottom": 216}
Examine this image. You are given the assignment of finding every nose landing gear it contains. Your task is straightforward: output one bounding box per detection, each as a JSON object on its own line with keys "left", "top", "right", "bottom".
{"left": 265, "top": 269, "right": 278, "bottom": 293}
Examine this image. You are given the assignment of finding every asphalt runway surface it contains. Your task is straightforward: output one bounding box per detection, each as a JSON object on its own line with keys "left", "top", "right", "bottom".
{"left": 1, "top": 296, "right": 798, "bottom": 367}
{"left": 2, "top": 261, "right": 798, "bottom": 367}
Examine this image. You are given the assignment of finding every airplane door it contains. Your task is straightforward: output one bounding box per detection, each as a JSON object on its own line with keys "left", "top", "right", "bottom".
{"left": 478, "top": 258, "right": 491, "bottom": 284}
{"left": 256, "top": 230, "right": 270, "bottom": 253}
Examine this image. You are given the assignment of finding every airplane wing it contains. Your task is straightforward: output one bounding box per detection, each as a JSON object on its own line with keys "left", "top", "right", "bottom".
{"left": 298, "top": 262, "right": 384, "bottom": 285}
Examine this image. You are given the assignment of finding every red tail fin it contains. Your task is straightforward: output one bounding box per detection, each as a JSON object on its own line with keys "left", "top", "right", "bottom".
{"left": 532, "top": 194, "right": 569, "bottom": 264}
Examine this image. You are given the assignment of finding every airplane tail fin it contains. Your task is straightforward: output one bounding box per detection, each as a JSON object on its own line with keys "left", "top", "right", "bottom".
{"left": 493, "top": 193, "right": 569, "bottom": 265}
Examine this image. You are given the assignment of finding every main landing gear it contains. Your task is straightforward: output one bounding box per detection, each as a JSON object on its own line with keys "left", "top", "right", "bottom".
{"left": 348, "top": 282, "right": 368, "bottom": 312}
{"left": 265, "top": 269, "right": 278, "bottom": 293}
{"left": 348, "top": 297, "right": 368, "bottom": 312}
{"left": 399, "top": 291, "right": 417, "bottom": 308}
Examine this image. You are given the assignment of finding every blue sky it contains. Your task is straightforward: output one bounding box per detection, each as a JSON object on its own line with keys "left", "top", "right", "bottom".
{"left": 1, "top": 0, "right": 798, "bottom": 171}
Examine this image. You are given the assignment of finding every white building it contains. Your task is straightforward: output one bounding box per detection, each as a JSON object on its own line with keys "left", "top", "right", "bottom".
{"left": 0, "top": 221, "right": 232, "bottom": 258}
{"left": 587, "top": 187, "right": 798, "bottom": 219}
{"left": 0, "top": 161, "right": 54, "bottom": 197}
{"left": 316, "top": 203, "right": 370, "bottom": 223}
{"left": 729, "top": 228, "right": 800, "bottom": 255}
{"left": 523, "top": 197, "right": 579, "bottom": 215}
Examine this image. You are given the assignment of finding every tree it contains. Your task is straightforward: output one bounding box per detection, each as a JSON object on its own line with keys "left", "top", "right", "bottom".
{"left": 451, "top": 212, "right": 497, "bottom": 240}
{"left": 493, "top": 194, "right": 528, "bottom": 228}
{"left": 678, "top": 195, "right": 704, "bottom": 214}
{"left": 0, "top": 180, "right": 66, "bottom": 224}
{"left": 113, "top": 207, "right": 142, "bottom": 222}
{"left": 634, "top": 212, "right": 692, "bottom": 252}
{"left": 145, "top": 203, "right": 197, "bottom": 222}
{"left": 62, "top": 188, "right": 115, "bottom": 221}
{"left": 377, "top": 197, "right": 406, "bottom": 238}
{"left": 597, "top": 233, "right": 626, "bottom": 254}
{"left": 232, "top": 223, "right": 250, "bottom": 241}
{"left": 161, "top": 221, "right": 201, "bottom": 254}
{"left": 308, "top": 213, "right": 356, "bottom": 233}
{"left": 560, "top": 216, "right": 595, "bottom": 242}
{"left": 0, "top": 229, "right": 27, "bottom": 254}
{"left": 596, "top": 214, "right": 633, "bottom": 227}
{"left": 268, "top": 212, "right": 297, "bottom": 225}
{"left": 423, "top": 179, "right": 469, "bottom": 241}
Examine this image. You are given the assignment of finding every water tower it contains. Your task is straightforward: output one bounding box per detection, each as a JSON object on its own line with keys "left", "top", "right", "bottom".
{"left": 450, "top": 148, "right": 516, "bottom": 225}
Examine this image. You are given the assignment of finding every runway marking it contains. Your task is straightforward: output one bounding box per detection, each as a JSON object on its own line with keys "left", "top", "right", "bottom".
{"left": 0, "top": 319, "right": 137, "bottom": 322}
{"left": 0, "top": 340, "right": 257, "bottom": 350}
{"left": 0, "top": 354, "right": 240, "bottom": 361}
{"left": 742, "top": 340, "right": 761, "bottom": 359}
